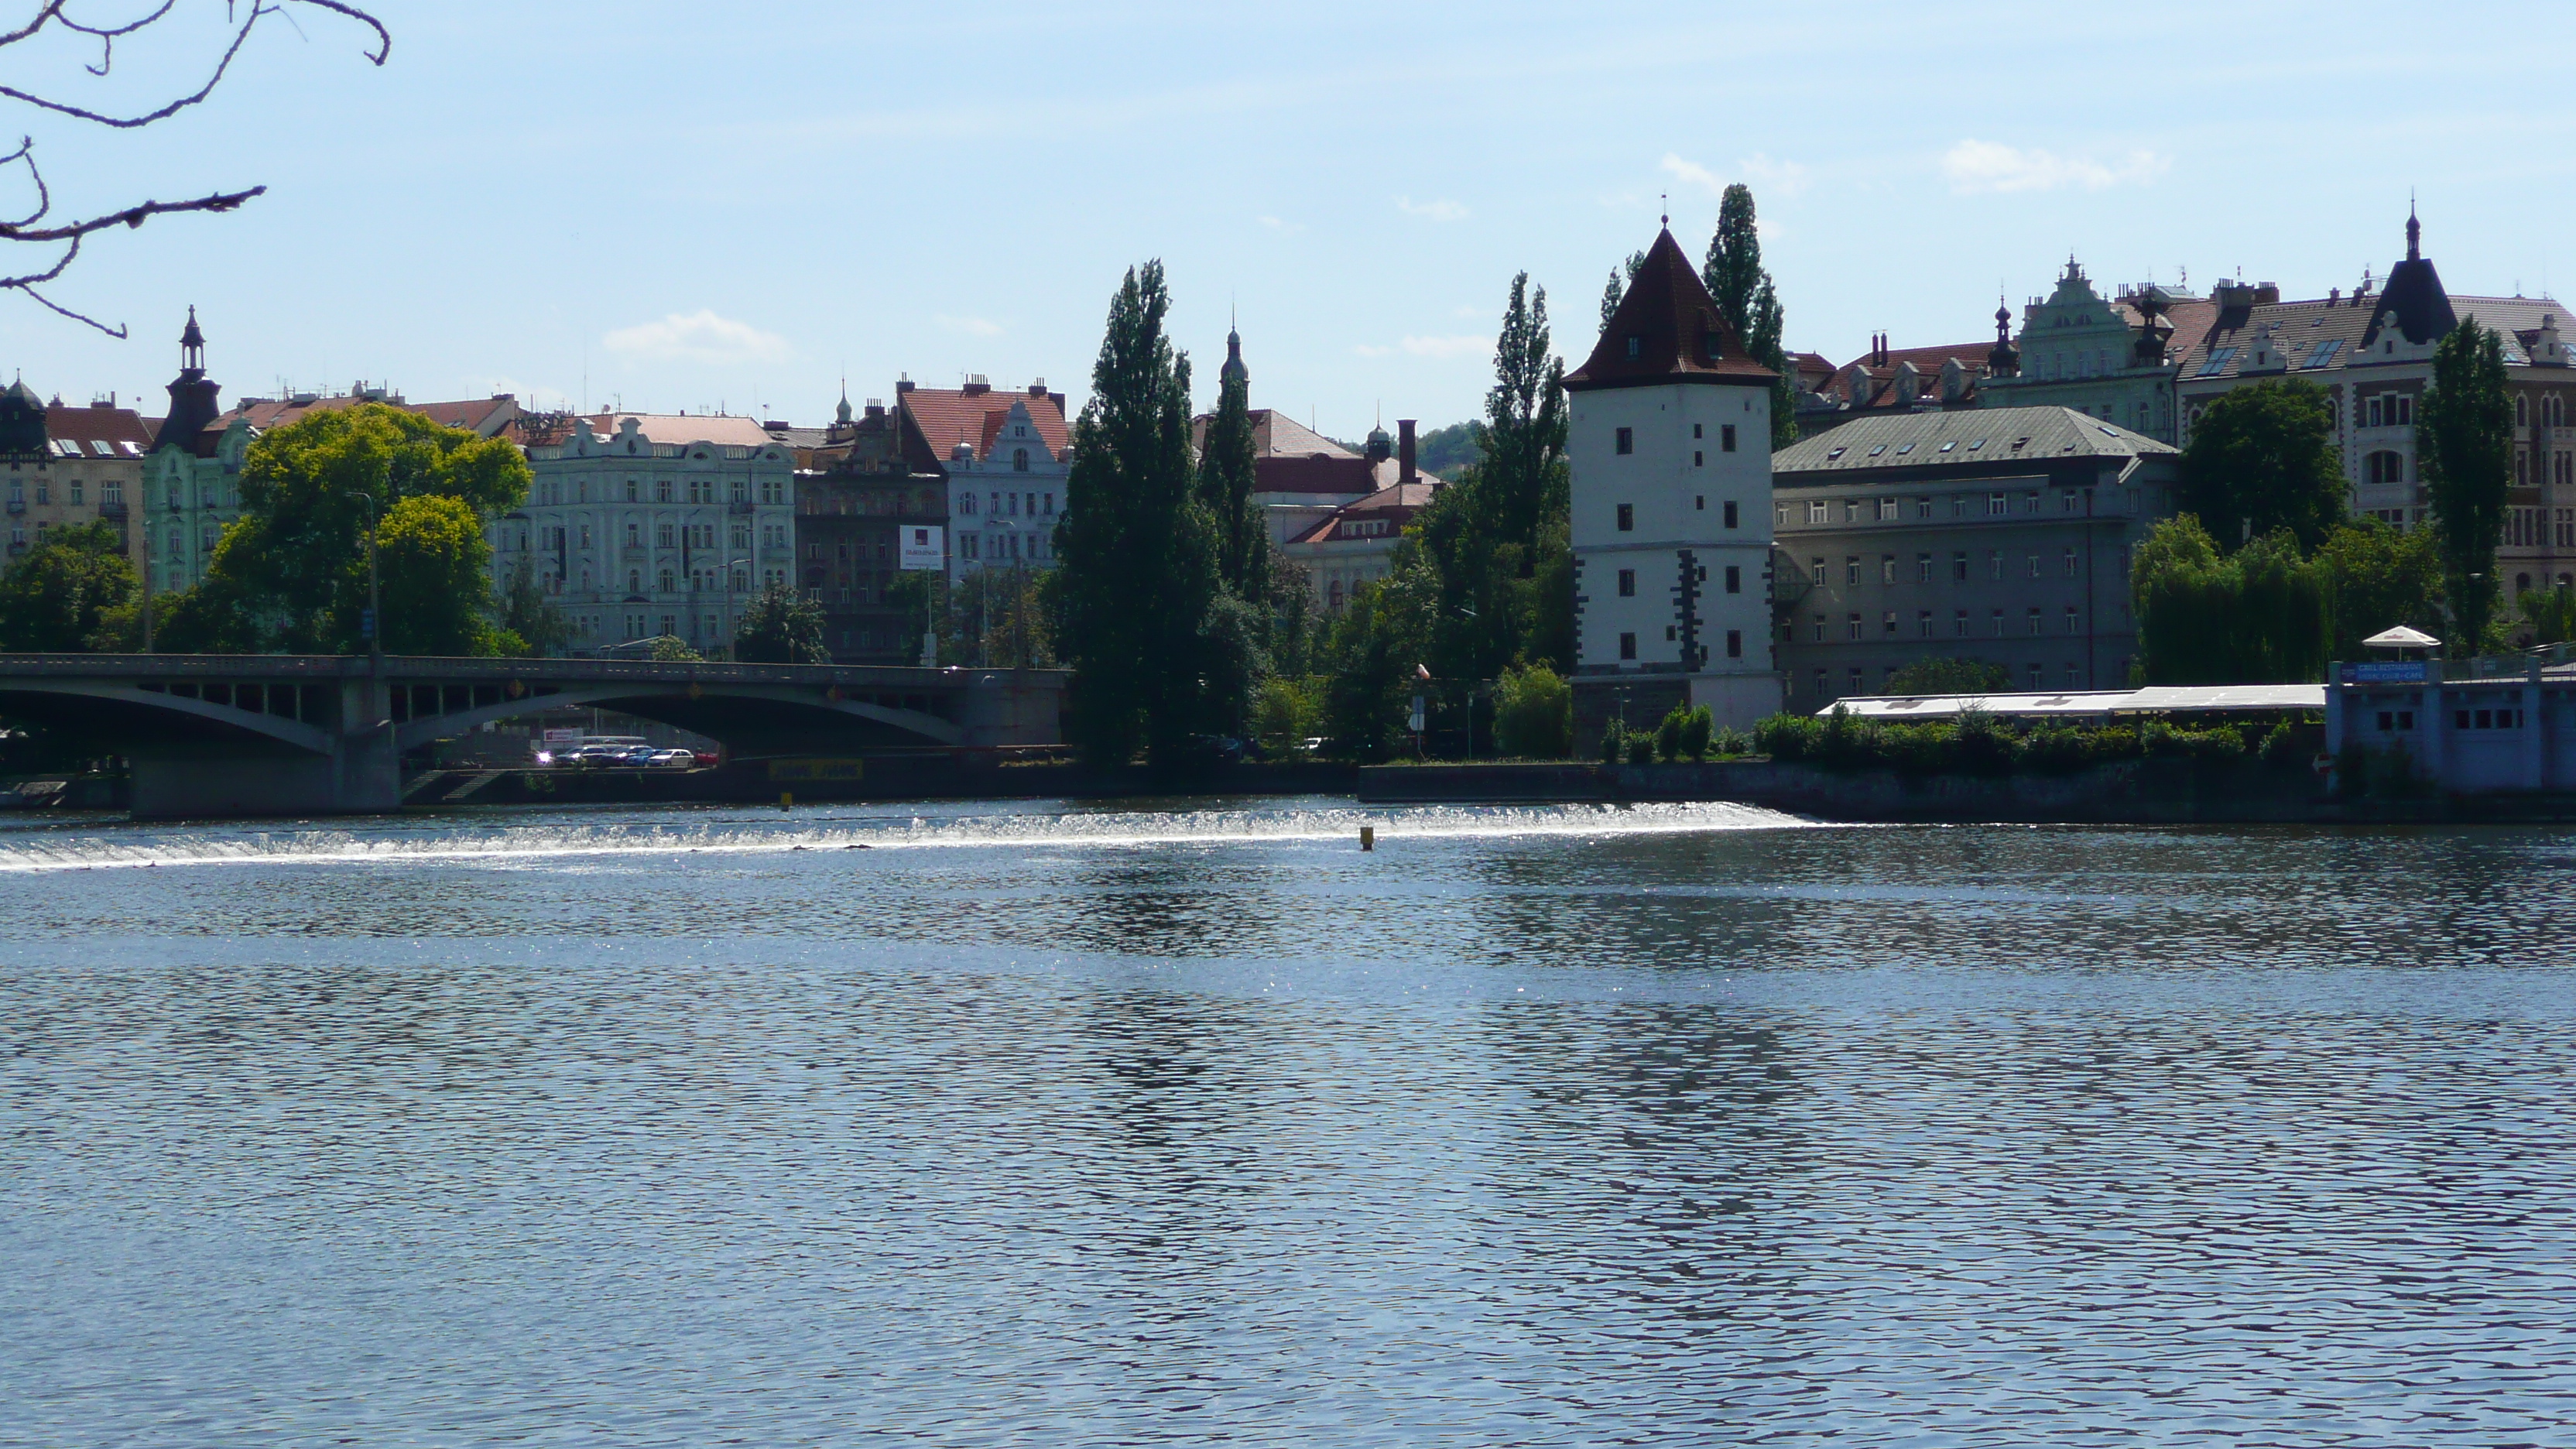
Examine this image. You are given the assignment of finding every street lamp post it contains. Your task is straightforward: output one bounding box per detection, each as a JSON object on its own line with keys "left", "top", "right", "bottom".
{"left": 350, "top": 492, "right": 381, "bottom": 668}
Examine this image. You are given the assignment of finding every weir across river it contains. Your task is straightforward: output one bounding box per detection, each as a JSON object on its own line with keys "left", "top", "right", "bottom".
{"left": 0, "top": 654, "right": 1065, "bottom": 818}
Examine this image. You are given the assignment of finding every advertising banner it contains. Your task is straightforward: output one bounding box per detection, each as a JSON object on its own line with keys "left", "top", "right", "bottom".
{"left": 899, "top": 526, "right": 945, "bottom": 571}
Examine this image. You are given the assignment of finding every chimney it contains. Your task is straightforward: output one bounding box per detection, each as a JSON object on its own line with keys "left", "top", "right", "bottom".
{"left": 1029, "top": 379, "right": 1048, "bottom": 397}
{"left": 1399, "top": 420, "right": 1417, "bottom": 484}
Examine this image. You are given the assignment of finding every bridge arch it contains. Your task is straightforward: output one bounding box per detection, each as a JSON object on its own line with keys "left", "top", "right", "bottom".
{"left": 391, "top": 683, "right": 964, "bottom": 752}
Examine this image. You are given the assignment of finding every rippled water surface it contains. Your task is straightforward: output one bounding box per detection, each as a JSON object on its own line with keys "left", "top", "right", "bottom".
{"left": 5, "top": 796, "right": 2576, "bottom": 1447}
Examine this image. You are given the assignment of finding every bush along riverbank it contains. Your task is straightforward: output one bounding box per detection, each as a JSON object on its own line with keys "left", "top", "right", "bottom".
{"left": 1360, "top": 706, "right": 2576, "bottom": 822}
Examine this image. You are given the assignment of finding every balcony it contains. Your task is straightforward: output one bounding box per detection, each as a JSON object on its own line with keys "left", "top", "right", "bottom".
{"left": 728, "top": 499, "right": 755, "bottom": 516}
{"left": 98, "top": 500, "right": 126, "bottom": 519}
{"left": 4, "top": 498, "right": 22, "bottom": 516}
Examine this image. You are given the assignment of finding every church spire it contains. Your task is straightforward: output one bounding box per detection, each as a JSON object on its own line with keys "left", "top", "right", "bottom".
{"left": 1220, "top": 312, "right": 1248, "bottom": 387}
{"left": 2406, "top": 196, "right": 2421, "bottom": 261}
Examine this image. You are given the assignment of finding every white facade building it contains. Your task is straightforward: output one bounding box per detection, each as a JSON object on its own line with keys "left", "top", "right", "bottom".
{"left": 506, "top": 413, "right": 796, "bottom": 655}
{"left": 891, "top": 379, "right": 1070, "bottom": 584}
{"left": 1566, "top": 226, "right": 1783, "bottom": 740}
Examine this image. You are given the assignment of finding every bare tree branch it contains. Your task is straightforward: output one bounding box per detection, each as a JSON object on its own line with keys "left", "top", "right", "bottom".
{"left": 0, "top": 2, "right": 387, "bottom": 331}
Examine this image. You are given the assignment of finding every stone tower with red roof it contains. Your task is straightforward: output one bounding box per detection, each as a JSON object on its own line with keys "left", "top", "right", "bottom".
{"left": 1564, "top": 224, "right": 1782, "bottom": 742}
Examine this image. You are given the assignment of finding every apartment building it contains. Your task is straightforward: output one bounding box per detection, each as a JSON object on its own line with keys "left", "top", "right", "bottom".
{"left": 1771, "top": 406, "right": 2179, "bottom": 706}
{"left": 506, "top": 413, "right": 796, "bottom": 654}
{"left": 0, "top": 382, "right": 152, "bottom": 579}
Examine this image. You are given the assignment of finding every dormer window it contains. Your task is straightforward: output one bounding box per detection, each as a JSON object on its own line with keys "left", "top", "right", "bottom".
{"left": 1703, "top": 329, "right": 1722, "bottom": 359}
{"left": 1625, "top": 335, "right": 1642, "bottom": 359}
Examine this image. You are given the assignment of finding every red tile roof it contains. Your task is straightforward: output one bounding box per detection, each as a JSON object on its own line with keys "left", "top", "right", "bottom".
{"left": 46, "top": 402, "right": 153, "bottom": 457}
{"left": 1567, "top": 228, "right": 1776, "bottom": 391}
{"left": 1290, "top": 479, "right": 1442, "bottom": 544}
{"left": 900, "top": 385, "right": 1070, "bottom": 471}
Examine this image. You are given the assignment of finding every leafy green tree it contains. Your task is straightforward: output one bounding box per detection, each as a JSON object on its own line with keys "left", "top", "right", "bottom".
{"left": 0, "top": 520, "right": 135, "bottom": 651}
{"left": 1267, "top": 557, "right": 1320, "bottom": 680}
{"left": 1886, "top": 657, "right": 2010, "bottom": 695}
{"left": 2523, "top": 587, "right": 2576, "bottom": 646}
{"left": 2178, "top": 378, "right": 2347, "bottom": 552}
{"left": 1701, "top": 183, "right": 1795, "bottom": 447}
{"left": 2420, "top": 316, "right": 2515, "bottom": 651}
{"left": 1054, "top": 260, "right": 1229, "bottom": 765}
{"left": 373, "top": 495, "right": 508, "bottom": 656}
{"left": 648, "top": 635, "right": 704, "bottom": 662}
{"left": 732, "top": 581, "right": 828, "bottom": 663}
{"left": 1411, "top": 421, "right": 1480, "bottom": 478}
{"left": 496, "top": 551, "right": 574, "bottom": 657}
{"left": 1249, "top": 675, "right": 1323, "bottom": 755}
{"left": 1321, "top": 574, "right": 1430, "bottom": 761}
{"left": 2316, "top": 517, "right": 2444, "bottom": 659}
{"left": 181, "top": 402, "right": 529, "bottom": 653}
{"left": 2133, "top": 517, "right": 2331, "bottom": 683}
{"left": 1492, "top": 662, "right": 1571, "bottom": 758}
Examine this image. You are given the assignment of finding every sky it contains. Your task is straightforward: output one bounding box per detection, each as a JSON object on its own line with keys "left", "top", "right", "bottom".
{"left": 0, "top": 1, "right": 2572, "bottom": 440}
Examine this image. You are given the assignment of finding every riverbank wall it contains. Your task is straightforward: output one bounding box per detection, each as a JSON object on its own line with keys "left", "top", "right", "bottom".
{"left": 1356, "top": 758, "right": 2576, "bottom": 824}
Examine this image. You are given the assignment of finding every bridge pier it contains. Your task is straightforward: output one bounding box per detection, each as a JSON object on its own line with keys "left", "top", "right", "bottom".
{"left": 128, "top": 676, "right": 399, "bottom": 820}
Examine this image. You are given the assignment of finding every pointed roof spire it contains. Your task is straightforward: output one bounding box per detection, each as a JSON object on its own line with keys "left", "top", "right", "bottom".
{"left": 2406, "top": 194, "right": 2421, "bottom": 261}
{"left": 1221, "top": 313, "right": 1248, "bottom": 386}
{"left": 1566, "top": 227, "right": 1776, "bottom": 392}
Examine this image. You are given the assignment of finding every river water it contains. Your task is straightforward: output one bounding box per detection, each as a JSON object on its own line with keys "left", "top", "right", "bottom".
{"left": 4, "top": 797, "right": 2574, "bottom": 1447}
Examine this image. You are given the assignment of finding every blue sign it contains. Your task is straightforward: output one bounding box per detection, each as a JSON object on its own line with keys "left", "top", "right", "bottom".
{"left": 2349, "top": 661, "right": 2424, "bottom": 683}
{"left": 358, "top": 608, "right": 377, "bottom": 641}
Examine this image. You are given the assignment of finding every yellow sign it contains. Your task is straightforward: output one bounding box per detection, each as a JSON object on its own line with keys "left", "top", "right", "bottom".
{"left": 766, "top": 759, "right": 865, "bottom": 783}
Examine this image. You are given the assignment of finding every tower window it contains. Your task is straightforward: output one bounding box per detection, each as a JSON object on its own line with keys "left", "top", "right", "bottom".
{"left": 1615, "top": 427, "right": 1634, "bottom": 455}
{"left": 1724, "top": 565, "right": 1741, "bottom": 594}
{"left": 1617, "top": 568, "right": 1636, "bottom": 597}
{"left": 1616, "top": 503, "right": 1634, "bottom": 531}
{"left": 1619, "top": 632, "right": 1637, "bottom": 659}
{"left": 1625, "top": 335, "right": 1642, "bottom": 359}
{"left": 1723, "top": 501, "right": 1738, "bottom": 529}
{"left": 1725, "top": 629, "right": 1742, "bottom": 659}
{"left": 1721, "top": 424, "right": 1737, "bottom": 452}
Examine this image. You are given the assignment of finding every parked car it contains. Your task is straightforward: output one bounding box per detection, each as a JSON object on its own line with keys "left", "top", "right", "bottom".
{"left": 646, "top": 748, "right": 696, "bottom": 769}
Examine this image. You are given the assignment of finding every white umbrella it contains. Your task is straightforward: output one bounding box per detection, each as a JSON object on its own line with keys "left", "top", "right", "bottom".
{"left": 2362, "top": 625, "right": 2441, "bottom": 649}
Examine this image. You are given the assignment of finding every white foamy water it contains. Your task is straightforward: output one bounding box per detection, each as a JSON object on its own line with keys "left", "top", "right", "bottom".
{"left": 0, "top": 797, "right": 1815, "bottom": 874}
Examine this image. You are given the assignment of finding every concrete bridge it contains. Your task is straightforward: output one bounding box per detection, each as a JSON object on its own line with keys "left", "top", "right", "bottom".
{"left": 0, "top": 654, "right": 1065, "bottom": 818}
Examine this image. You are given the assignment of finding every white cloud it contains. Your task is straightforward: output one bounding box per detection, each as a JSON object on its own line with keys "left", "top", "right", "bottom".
{"left": 1941, "top": 139, "right": 2170, "bottom": 194}
{"left": 601, "top": 310, "right": 790, "bottom": 365}
{"left": 1396, "top": 195, "right": 1468, "bottom": 222}
{"left": 1354, "top": 344, "right": 1394, "bottom": 358}
{"left": 1660, "top": 152, "right": 1725, "bottom": 196}
{"left": 1453, "top": 304, "right": 1484, "bottom": 319}
{"left": 936, "top": 314, "right": 1005, "bottom": 337}
{"left": 1738, "top": 152, "right": 1810, "bottom": 197}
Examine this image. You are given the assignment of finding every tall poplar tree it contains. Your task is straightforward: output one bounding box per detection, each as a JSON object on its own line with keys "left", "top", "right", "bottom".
{"left": 1196, "top": 331, "right": 1269, "bottom": 604}
{"left": 1055, "top": 261, "right": 1224, "bottom": 766}
{"left": 1701, "top": 183, "right": 1797, "bottom": 447}
{"left": 2419, "top": 316, "right": 2514, "bottom": 651}
{"left": 1598, "top": 249, "right": 1645, "bottom": 335}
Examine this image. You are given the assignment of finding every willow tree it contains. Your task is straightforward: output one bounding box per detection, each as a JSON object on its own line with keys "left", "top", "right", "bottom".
{"left": 2420, "top": 317, "right": 2514, "bottom": 651}
{"left": 2133, "top": 516, "right": 2331, "bottom": 683}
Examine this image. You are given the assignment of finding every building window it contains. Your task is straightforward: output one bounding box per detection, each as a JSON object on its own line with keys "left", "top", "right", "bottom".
{"left": 2026, "top": 607, "right": 2043, "bottom": 635}
{"left": 1847, "top": 612, "right": 1862, "bottom": 641}
{"left": 1882, "top": 610, "right": 1898, "bottom": 636}
{"left": 2064, "top": 549, "right": 2079, "bottom": 578}
{"left": 1725, "top": 629, "right": 1742, "bottom": 659}
{"left": 1812, "top": 614, "right": 1825, "bottom": 642}
{"left": 1617, "top": 568, "right": 1636, "bottom": 597}
{"left": 1625, "top": 335, "right": 1641, "bottom": 359}
{"left": 1724, "top": 565, "right": 1741, "bottom": 594}
{"left": 1880, "top": 554, "right": 1896, "bottom": 585}
{"left": 1916, "top": 609, "right": 1933, "bottom": 638}
{"left": 1619, "top": 632, "right": 1637, "bottom": 659}
{"left": 1952, "top": 551, "right": 1968, "bottom": 582}
{"left": 1721, "top": 424, "right": 1737, "bottom": 452}
{"left": 2026, "top": 553, "right": 2040, "bottom": 579}
{"left": 2065, "top": 606, "right": 2081, "bottom": 635}
{"left": 1953, "top": 608, "right": 1968, "bottom": 637}
{"left": 1988, "top": 492, "right": 2006, "bottom": 516}
{"left": 1991, "top": 608, "right": 2005, "bottom": 636}
{"left": 2368, "top": 450, "right": 2406, "bottom": 485}
{"left": 1014, "top": 449, "right": 1029, "bottom": 472}
{"left": 1845, "top": 557, "right": 1861, "bottom": 585}
{"left": 1694, "top": 450, "right": 1703, "bottom": 468}
{"left": 1988, "top": 551, "right": 2003, "bottom": 581}
{"left": 1917, "top": 553, "right": 1933, "bottom": 583}
{"left": 1615, "top": 426, "right": 1634, "bottom": 455}
{"left": 1807, "top": 500, "right": 1828, "bottom": 524}
{"left": 1723, "top": 500, "right": 1738, "bottom": 529}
